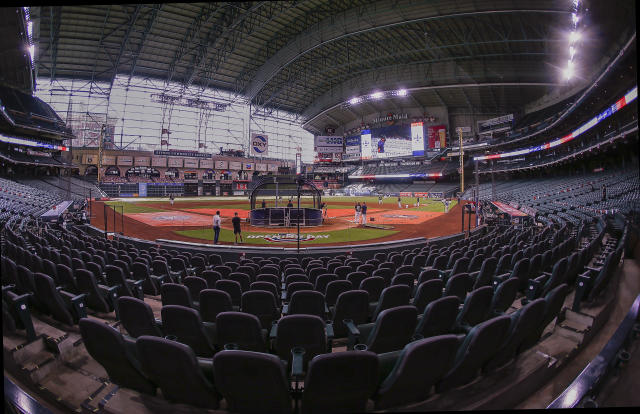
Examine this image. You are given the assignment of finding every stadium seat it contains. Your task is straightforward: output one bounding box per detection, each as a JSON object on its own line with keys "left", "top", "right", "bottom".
{"left": 437, "top": 315, "right": 512, "bottom": 392}
{"left": 373, "top": 335, "right": 460, "bottom": 409}
{"left": 216, "top": 311, "right": 267, "bottom": 352}
{"left": 272, "top": 314, "right": 329, "bottom": 372}
{"left": 136, "top": 336, "right": 220, "bottom": 409}
{"left": 455, "top": 286, "right": 494, "bottom": 331}
{"left": 415, "top": 295, "right": 460, "bottom": 339}
{"left": 160, "top": 305, "right": 216, "bottom": 357}
{"left": 412, "top": 279, "right": 444, "bottom": 314}
{"left": 118, "top": 296, "right": 163, "bottom": 338}
{"left": 199, "top": 289, "right": 233, "bottom": 323}
{"left": 79, "top": 318, "right": 156, "bottom": 395}
{"left": 301, "top": 351, "right": 378, "bottom": 414}
{"left": 346, "top": 305, "right": 417, "bottom": 353}
{"left": 490, "top": 277, "right": 519, "bottom": 315}
{"left": 34, "top": 272, "right": 86, "bottom": 326}
{"left": 371, "top": 285, "right": 411, "bottom": 320}
{"left": 213, "top": 350, "right": 292, "bottom": 414}
{"left": 325, "top": 280, "right": 352, "bottom": 307}
{"left": 241, "top": 290, "right": 280, "bottom": 329}
{"left": 215, "top": 279, "right": 242, "bottom": 308}
{"left": 285, "top": 290, "right": 326, "bottom": 319}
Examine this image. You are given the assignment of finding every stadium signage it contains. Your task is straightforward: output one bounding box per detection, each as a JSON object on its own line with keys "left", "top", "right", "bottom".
{"left": 373, "top": 113, "right": 408, "bottom": 125}
{"left": 479, "top": 114, "right": 513, "bottom": 128}
{"left": 251, "top": 134, "right": 268, "bottom": 155}
{"left": 153, "top": 150, "right": 212, "bottom": 158}
{"left": 314, "top": 136, "right": 343, "bottom": 149}
{"left": 246, "top": 234, "right": 329, "bottom": 242}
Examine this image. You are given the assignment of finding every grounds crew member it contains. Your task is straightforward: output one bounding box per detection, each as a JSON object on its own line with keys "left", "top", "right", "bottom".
{"left": 232, "top": 212, "right": 243, "bottom": 244}
{"left": 212, "top": 211, "right": 221, "bottom": 244}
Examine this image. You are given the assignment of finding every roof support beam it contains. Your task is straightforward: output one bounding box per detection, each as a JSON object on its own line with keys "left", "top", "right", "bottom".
{"left": 244, "top": 0, "right": 570, "bottom": 99}
{"left": 128, "top": 4, "right": 163, "bottom": 81}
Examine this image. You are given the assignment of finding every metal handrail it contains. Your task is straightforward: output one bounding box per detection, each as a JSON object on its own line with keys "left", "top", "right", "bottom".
{"left": 547, "top": 293, "right": 640, "bottom": 408}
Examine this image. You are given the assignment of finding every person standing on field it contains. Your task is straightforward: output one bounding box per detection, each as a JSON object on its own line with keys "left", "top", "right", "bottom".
{"left": 355, "top": 202, "right": 361, "bottom": 223}
{"left": 213, "top": 211, "right": 221, "bottom": 244}
{"left": 232, "top": 212, "right": 243, "bottom": 244}
{"left": 378, "top": 194, "right": 383, "bottom": 205}
{"left": 398, "top": 196, "right": 402, "bottom": 208}
{"left": 361, "top": 202, "right": 367, "bottom": 225}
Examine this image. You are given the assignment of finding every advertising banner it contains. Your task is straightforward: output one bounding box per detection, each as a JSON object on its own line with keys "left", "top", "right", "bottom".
{"left": 256, "top": 163, "right": 267, "bottom": 171}
{"left": 345, "top": 136, "right": 361, "bottom": 153}
{"left": 229, "top": 161, "right": 242, "bottom": 170}
{"left": 134, "top": 157, "right": 150, "bottom": 166}
{"left": 411, "top": 122, "right": 425, "bottom": 156}
{"left": 184, "top": 158, "right": 198, "bottom": 168}
{"left": 314, "top": 136, "right": 343, "bottom": 149}
{"left": 139, "top": 183, "right": 147, "bottom": 197}
{"left": 427, "top": 125, "right": 447, "bottom": 149}
{"left": 153, "top": 149, "right": 211, "bottom": 158}
{"left": 152, "top": 157, "right": 167, "bottom": 167}
{"left": 215, "top": 160, "right": 228, "bottom": 169}
{"left": 244, "top": 163, "right": 253, "bottom": 170}
{"left": 82, "top": 154, "right": 98, "bottom": 164}
{"left": 199, "top": 159, "right": 213, "bottom": 169}
{"left": 268, "top": 164, "right": 279, "bottom": 172}
{"left": 168, "top": 158, "right": 183, "bottom": 167}
{"left": 251, "top": 133, "right": 268, "bottom": 156}
{"left": 117, "top": 156, "right": 133, "bottom": 166}
{"left": 360, "top": 130, "right": 372, "bottom": 160}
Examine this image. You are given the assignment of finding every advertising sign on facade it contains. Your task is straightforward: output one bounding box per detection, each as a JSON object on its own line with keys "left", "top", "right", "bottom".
{"left": 134, "top": 157, "right": 150, "bottom": 166}
{"left": 314, "top": 136, "right": 343, "bottom": 149}
{"left": 184, "top": 158, "right": 198, "bottom": 168}
{"left": 199, "top": 159, "right": 213, "bottom": 169}
{"left": 168, "top": 158, "right": 183, "bottom": 167}
{"left": 152, "top": 157, "right": 167, "bottom": 167}
{"left": 117, "top": 156, "right": 133, "bottom": 166}
{"left": 229, "top": 161, "right": 242, "bottom": 170}
{"left": 215, "top": 160, "right": 228, "bottom": 169}
{"left": 251, "top": 133, "right": 268, "bottom": 156}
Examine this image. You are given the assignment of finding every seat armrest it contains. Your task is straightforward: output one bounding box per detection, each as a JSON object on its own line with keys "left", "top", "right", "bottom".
{"left": 2, "top": 284, "right": 17, "bottom": 295}
{"left": 269, "top": 323, "right": 278, "bottom": 340}
{"left": 492, "top": 273, "right": 509, "bottom": 286}
{"left": 586, "top": 266, "right": 602, "bottom": 272}
{"left": 324, "top": 303, "right": 329, "bottom": 315}
{"left": 325, "top": 322, "right": 334, "bottom": 341}
{"left": 376, "top": 349, "right": 403, "bottom": 387}
{"left": 197, "top": 357, "right": 214, "bottom": 382}
{"left": 469, "top": 270, "right": 480, "bottom": 278}
{"left": 281, "top": 292, "right": 287, "bottom": 302}
{"left": 282, "top": 304, "right": 289, "bottom": 315}
{"left": 154, "top": 318, "right": 163, "bottom": 329}
{"left": 290, "top": 348, "right": 305, "bottom": 379}
{"left": 344, "top": 319, "right": 360, "bottom": 350}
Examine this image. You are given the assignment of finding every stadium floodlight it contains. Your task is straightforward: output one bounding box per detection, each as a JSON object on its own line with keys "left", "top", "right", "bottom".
{"left": 349, "top": 97, "right": 360, "bottom": 105}
{"left": 397, "top": 89, "right": 408, "bottom": 96}
{"left": 563, "top": 65, "right": 574, "bottom": 80}
{"left": 371, "top": 91, "right": 384, "bottom": 100}
{"left": 572, "top": 13, "right": 579, "bottom": 25}
{"left": 569, "top": 46, "right": 576, "bottom": 59}
{"left": 569, "top": 31, "right": 580, "bottom": 44}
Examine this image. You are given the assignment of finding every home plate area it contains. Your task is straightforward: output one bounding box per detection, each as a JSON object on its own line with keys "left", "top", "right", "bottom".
{"left": 365, "top": 209, "right": 443, "bottom": 224}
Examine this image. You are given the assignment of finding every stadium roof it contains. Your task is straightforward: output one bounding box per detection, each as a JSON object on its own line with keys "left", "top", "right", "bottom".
{"left": 25, "top": 1, "right": 637, "bottom": 132}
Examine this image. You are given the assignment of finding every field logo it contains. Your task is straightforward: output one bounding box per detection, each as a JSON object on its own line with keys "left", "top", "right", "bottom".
{"left": 381, "top": 213, "right": 419, "bottom": 220}
{"left": 251, "top": 134, "right": 268, "bottom": 155}
{"left": 247, "top": 233, "right": 329, "bottom": 243}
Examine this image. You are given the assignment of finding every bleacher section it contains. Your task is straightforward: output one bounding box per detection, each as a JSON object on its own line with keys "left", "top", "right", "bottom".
{"left": 461, "top": 169, "right": 640, "bottom": 225}
{"left": 2, "top": 175, "right": 635, "bottom": 412}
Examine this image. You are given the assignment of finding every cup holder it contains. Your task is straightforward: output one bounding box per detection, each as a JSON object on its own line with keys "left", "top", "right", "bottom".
{"left": 354, "top": 344, "right": 368, "bottom": 351}
{"left": 164, "top": 335, "right": 177, "bottom": 341}
{"left": 224, "top": 343, "right": 239, "bottom": 350}
{"left": 291, "top": 346, "right": 306, "bottom": 356}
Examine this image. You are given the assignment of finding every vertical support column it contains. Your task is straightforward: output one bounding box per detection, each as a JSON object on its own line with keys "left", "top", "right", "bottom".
{"left": 458, "top": 128, "right": 464, "bottom": 194}
{"left": 475, "top": 160, "right": 480, "bottom": 228}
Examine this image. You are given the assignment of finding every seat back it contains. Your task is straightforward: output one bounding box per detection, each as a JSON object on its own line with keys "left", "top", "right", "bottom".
{"left": 215, "top": 279, "right": 242, "bottom": 307}
{"left": 444, "top": 273, "right": 473, "bottom": 301}
{"left": 332, "top": 290, "right": 370, "bottom": 338}
{"left": 456, "top": 286, "right": 494, "bottom": 327}
{"left": 325, "top": 280, "right": 353, "bottom": 307}
{"left": 484, "top": 298, "right": 546, "bottom": 372}
{"left": 314, "top": 273, "right": 337, "bottom": 294}
{"left": 275, "top": 314, "right": 327, "bottom": 369}
{"left": 359, "top": 276, "right": 385, "bottom": 302}
{"left": 366, "top": 305, "right": 418, "bottom": 354}
{"left": 183, "top": 276, "right": 208, "bottom": 302}
{"left": 374, "top": 335, "right": 460, "bottom": 409}
{"left": 118, "top": 296, "right": 162, "bottom": 338}
{"left": 490, "top": 277, "right": 519, "bottom": 315}
{"left": 371, "top": 268, "right": 393, "bottom": 286}
{"left": 136, "top": 336, "right": 219, "bottom": 409}
{"left": 161, "top": 305, "right": 215, "bottom": 357}
{"left": 373, "top": 285, "right": 411, "bottom": 319}
{"left": 199, "top": 289, "right": 233, "bottom": 323}
{"left": 213, "top": 350, "right": 292, "bottom": 414}
{"left": 75, "top": 269, "right": 111, "bottom": 313}
{"left": 288, "top": 290, "right": 325, "bottom": 319}
{"left": 34, "top": 272, "right": 74, "bottom": 325}
{"left": 391, "top": 273, "right": 414, "bottom": 288}
{"left": 438, "top": 315, "right": 512, "bottom": 393}
{"left": 241, "top": 290, "right": 279, "bottom": 329}
{"left": 415, "top": 296, "right": 460, "bottom": 338}
{"left": 286, "top": 281, "right": 314, "bottom": 299}
{"left": 79, "top": 318, "right": 156, "bottom": 395}
{"left": 472, "top": 257, "right": 498, "bottom": 290}
{"left": 413, "top": 279, "right": 444, "bottom": 314}
{"left": 161, "top": 283, "right": 194, "bottom": 308}
{"left": 216, "top": 311, "right": 266, "bottom": 352}
{"left": 302, "top": 351, "right": 378, "bottom": 414}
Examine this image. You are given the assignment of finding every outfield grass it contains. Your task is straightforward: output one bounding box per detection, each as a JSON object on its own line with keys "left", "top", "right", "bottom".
{"left": 174, "top": 226, "right": 398, "bottom": 245}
